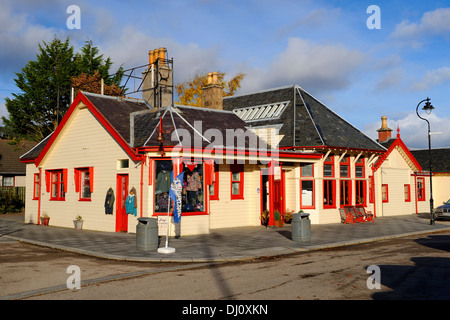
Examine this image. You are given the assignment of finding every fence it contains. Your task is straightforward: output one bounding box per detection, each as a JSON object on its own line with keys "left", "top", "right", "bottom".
{"left": 0, "top": 186, "right": 26, "bottom": 204}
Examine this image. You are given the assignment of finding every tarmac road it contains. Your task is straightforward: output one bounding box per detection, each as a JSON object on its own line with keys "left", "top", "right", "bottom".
{"left": 2, "top": 230, "right": 450, "bottom": 301}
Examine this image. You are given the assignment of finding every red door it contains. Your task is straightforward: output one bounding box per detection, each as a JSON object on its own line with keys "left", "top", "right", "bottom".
{"left": 116, "top": 174, "right": 128, "bottom": 232}
{"left": 273, "top": 180, "right": 283, "bottom": 214}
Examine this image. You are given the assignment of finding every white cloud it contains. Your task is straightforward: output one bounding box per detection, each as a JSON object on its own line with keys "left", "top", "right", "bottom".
{"left": 365, "top": 112, "right": 450, "bottom": 149}
{"left": 0, "top": 1, "right": 59, "bottom": 76}
{"left": 410, "top": 66, "right": 450, "bottom": 91}
{"left": 390, "top": 7, "right": 450, "bottom": 47}
{"left": 239, "top": 37, "right": 366, "bottom": 94}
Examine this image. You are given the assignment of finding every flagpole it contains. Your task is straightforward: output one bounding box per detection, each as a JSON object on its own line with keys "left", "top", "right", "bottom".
{"left": 157, "top": 195, "right": 176, "bottom": 254}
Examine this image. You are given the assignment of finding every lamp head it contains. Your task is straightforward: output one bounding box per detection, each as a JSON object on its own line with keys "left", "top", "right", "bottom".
{"left": 422, "top": 97, "right": 435, "bottom": 115}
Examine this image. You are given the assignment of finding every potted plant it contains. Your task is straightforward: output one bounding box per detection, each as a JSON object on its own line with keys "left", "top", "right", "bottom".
{"left": 40, "top": 212, "right": 50, "bottom": 226}
{"left": 274, "top": 210, "right": 284, "bottom": 228}
{"left": 284, "top": 209, "right": 294, "bottom": 224}
{"left": 260, "top": 210, "right": 269, "bottom": 227}
{"left": 73, "top": 215, "right": 83, "bottom": 230}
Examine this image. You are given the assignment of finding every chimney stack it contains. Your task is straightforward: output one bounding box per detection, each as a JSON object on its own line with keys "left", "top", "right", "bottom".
{"left": 142, "top": 47, "right": 172, "bottom": 108}
{"left": 201, "top": 71, "right": 223, "bottom": 110}
{"left": 377, "top": 116, "right": 393, "bottom": 142}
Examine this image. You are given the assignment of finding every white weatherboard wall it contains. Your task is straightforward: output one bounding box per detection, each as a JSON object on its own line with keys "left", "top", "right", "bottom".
{"left": 27, "top": 104, "right": 144, "bottom": 232}
{"left": 209, "top": 164, "right": 260, "bottom": 230}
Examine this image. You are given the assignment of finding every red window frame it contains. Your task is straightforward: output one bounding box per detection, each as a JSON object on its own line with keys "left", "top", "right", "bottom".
{"left": 300, "top": 163, "right": 315, "bottom": 209}
{"left": 209, "top": 164, "right": 219, "bottom": 200}
{"left": 340, "top": 180, "right": 352, "bottom": 207}
{"left": 355, "top": 180, "right": 366, "bottom": 206}
{"left": 74, "top": 167, "right": 94, "bottom": 201}
{"left": 404, "top": 184, "right": 411, "bottom": 202}
{"left": 355, "top": 157, "right": 365, "bottom": 178}
{"left": 340, "top": 155, "right": 350, "bottom": 178}
{"left": 230, "top": 164, "right": 244, "bottom": 200}
{"left": 33, "top": 173, "right": 40, "bottom": 200}
{"left": 382, "top": 184, "right": 389, "bottom": 203}
{"left": 323, "top": 180, "right": 336, "bottom": 209}
{"left": 417, "top": 177, "right": 425, "bottom": 201}
{"left": 48, "top": 169, "right": 67, "bottom": 201}
{"left": 323, "top": 154, "right": 334, "bottom": 177}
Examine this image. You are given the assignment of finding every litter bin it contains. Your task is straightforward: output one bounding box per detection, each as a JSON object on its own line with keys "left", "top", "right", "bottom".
{"left": 136, "top": 217, "right": 159, "bottom": 251}
{"left": 292, "top": 213, "right": 311, "bottom": 242}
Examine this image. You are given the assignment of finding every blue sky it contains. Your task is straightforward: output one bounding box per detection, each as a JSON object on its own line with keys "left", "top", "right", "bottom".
{"left": 1, "top": 0, "right": 449, "bottom": 149}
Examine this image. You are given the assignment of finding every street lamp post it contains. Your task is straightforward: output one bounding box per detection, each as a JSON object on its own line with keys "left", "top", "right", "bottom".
{"left": 415, "top": 97, "right": 435, "bottom": 225}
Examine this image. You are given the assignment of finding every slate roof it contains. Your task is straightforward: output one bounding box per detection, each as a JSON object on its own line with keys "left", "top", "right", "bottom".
{"left": 83, "top": 92, "right": 151, "bottom": 144}
{"left": 0, "top": 140, "right": 37, "bottom": 174}
{"left": 133, "top": 105, "right": 261, "bottom": 150}
{"left": 224, "top": 85, "right": 385, "bottom": 151}
{"left": 410, "top": 148, "right": 450, "bottom": 173}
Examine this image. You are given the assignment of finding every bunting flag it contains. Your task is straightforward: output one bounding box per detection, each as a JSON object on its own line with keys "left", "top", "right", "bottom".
{"left": 169, "top": 172, "right": 184, "bottom": 223}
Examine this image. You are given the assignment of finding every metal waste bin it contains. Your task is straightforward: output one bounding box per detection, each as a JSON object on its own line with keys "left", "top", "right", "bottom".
{"left": 136, "top": 217, "right": 159, "bottom": 251}
{"left": 292, "top": 213, "right": 311, "bottom": 242}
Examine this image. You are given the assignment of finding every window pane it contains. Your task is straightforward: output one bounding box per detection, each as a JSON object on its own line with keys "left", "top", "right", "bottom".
{"left": 232, "top": 172, "right": 240, "bottom": 181}
{"left": 301, "top": 180, "right": 313, "bottom": 206}
{"left": 340, "top": 165, "right": 349, "bottom": 177}
{"left": 355, "top": 166, "right": 363, "bottom": 178}
{"left": 324, "top": 164, "right": 333, "bottom": 177}
{"left": 81, "top": 171, "right": 91, "bottom": 199}
{"left": 155, "top": 160, "right": 173, "bottom": 212}
{"left": 301, "top": 164, "right": 313, "bottom": 177}
{"left": 232, "top": 182, "right": 240, "bottom": 195}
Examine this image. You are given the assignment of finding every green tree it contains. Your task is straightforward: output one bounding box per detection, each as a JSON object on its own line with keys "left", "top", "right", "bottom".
{"left": 2, "top": 37, "right": 124, "bottom": 142}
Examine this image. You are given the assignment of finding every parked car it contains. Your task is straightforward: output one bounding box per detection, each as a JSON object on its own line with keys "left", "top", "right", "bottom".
{"left": 435, "top": 199, "right": 450, "bottom": 219}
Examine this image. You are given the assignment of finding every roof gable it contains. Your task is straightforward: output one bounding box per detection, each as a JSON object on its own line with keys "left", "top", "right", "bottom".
{"left": 373, "top": 136, "right": 422, "bottom": 172}
{"left": 26, "top": 92, "right": 147, "bottom": 165}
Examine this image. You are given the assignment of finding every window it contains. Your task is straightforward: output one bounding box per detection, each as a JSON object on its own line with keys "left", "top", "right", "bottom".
{"left": 340, "top": 155, "right": 350, "bottom": 178}
{"left": 404, "top": 184, "right": 411, "bottom": 202}
{"left": 323, "top": 180, "right": 335, "bottom": 208}
{"left": 231, "top": 164, "right": 244, "bottom": 200}
{"left": 355, "top": 157, "right": 365, "bottom": 178}
{"left": 301, "top": 164, "right": 313, "bottom": 177}
{"left": 183, "top": 162, "right": 205, "bottom": 211}
{"left": 75, "top": 168, "right": 93, "bottom": 200}
{"left": 382, "top": 184, "right": 388, "bottom": 203}
{"left": 417, "top": 178, "right": 425, "bottom": 201}
{"left": 117, "top": 159, "right": 129, "bottom": 169}
{"left": 300, "top": 163, "right": 314, "bottom": 208}
{"left": 323, "top": 155, "right": 334, "bottom": 177}
{"left": 33, "top": 173, "right": 40, "bottom": 200}
{"left": 355, "top": 180, "right": 366, "bottom": 205}
{"left": 209, "top": 164, "right": 219, "bottom": 201}
{"left": 301, "top": 180, "right": 314, "bottom": 208}
{"left": 48, "top": 170, "right": 67, "bottom": 200}
{"left": 2, "top": 176, "right": 14, "bottom": 187}
{"left": 340, "top": 180, "right": 351, "bottom": 206}
{"left": 154, "top": 160, "right": 173, "bottom": 212}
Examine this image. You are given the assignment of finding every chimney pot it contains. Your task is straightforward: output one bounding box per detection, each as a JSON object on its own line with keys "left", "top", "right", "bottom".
{"left": 149, "top": 50, "right": 155, "bottom": 66}
{"left": 377, "top": 116, "right": 393, "bottom": 142}
{"left": 159, "top": 47, "right": 166, "bottom": 65}
{"left": 212, "top": 71, "right": 218, "bottom": 85}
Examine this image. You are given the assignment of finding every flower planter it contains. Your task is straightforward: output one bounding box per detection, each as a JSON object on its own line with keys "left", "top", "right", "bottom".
{"left": 275, "top": 220, "right": 284, "bottom": 228}
{"left": 73, "top": 220, "right": 83, "bottom": 230}
{"left": 40, "top": 217, "right": 50, "bottom": 226}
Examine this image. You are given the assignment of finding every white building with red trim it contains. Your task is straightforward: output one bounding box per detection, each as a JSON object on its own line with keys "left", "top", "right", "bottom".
{"left": 19, "top": 48, "right": 439, "bottom": 235}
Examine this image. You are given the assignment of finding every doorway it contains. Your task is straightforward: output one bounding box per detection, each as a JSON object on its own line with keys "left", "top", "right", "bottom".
{"left": 116, "top": 174, "right": 128, "bottom": 232}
